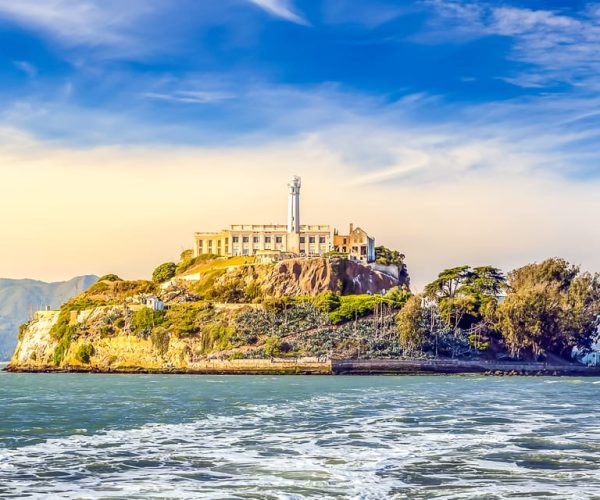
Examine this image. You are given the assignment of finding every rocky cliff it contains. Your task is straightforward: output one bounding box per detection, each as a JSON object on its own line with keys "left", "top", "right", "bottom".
{"left": 205, "top": 257, "right": 405, "bottom": 299}
{"left": 8, "top": 257, "right": 410, "bottom": 373}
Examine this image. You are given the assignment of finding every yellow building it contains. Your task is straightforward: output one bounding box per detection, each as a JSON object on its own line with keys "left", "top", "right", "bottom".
{"left": 333, "top": 223, "right": 375, "bottom": 263}
{"left": 194, "top": 224, "right": 331, "bottom": 258}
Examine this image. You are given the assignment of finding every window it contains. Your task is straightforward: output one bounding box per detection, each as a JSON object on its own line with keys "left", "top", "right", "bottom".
{"left": 276, "top": 236, "right": 282, "bottom": 243}
{"left": 265, "top": 236, "right": 271, "bottom": 243}
{"left": 300, "top": 237, "right": 305, "bottom": 243}
{"left": 343, "top": 238, "right": 347, "bottom": 244}
{"left": 319, "top": 236, "right": 326, "bottom": 244}
{"left": 217, "top": 240, "right": 222, "bottom": 247}
{"left": 253, "top": 236, "right": 259, "bottom": 243}
{"left": 309, "top": 236, "right": 315, "bottom": 243}
{"left": 232, "top": 236, "right": 239, "bottom": 243}
{"left": 243, "top": 236, "right": 249, "bottom": 243}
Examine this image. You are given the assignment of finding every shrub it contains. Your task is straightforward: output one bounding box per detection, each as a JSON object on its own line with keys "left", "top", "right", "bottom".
{"left": 180, "top": 249, "right": 194, "bottom": 262}
{"left": 244, "top": 282, "right": 263, "bottom": 302}
{"left": 18, "top": 321, "right": 30, "bottom": 341}
{"left": 163, "top": 302, "right": 211, "bottom": 337}
{"left": 324, "top": 251, "right": 348, "bottom": 259}
{"left": 385, "top": 287, "right": 412, "bottom": 308}
{"left": 75, "top": 343, "right": 95, "bottom": 364}
{"left": 150, "top": 327, "right": 170, "bottom": 355}
{"left": 99, "top": 324, "right": 114, "bottom": 337}
{"left": 131, "top": 308, "right": 165, "bottom": 335}
{"left": 375, "top": 246, "right": 405, "bottom": 266}
{"left": 98, "top": 274, "right": 122, "bottom": 282}
{"left": 209, "top": 277, "right": 246, "bottom": 303}
{"left": 329, "top": 295, "right": 382, "bottom": 325}
{"left": 264, "top": 336, "right": 282, "bottom": 357}
{"left": 200, "top": 323, "right": 232, "bottom": 353}
{"left": 313, "top": 291, "right": 341, "bottom": 313}
{"left": 52, "top": 328, "right": 75, "bottom": 366}
{"left": 152, "top": 262, "right": 177, "bottom": 283}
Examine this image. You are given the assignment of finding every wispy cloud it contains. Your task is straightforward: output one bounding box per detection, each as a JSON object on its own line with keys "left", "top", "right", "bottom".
{"left": 247, "top": 0, "right": 309, "bottom": 26}
{"left": 143, "top": 90, "right": 235, "bottom": 105}
{"left": 13, "top": 61, "right": 37, "bottom": 78}
{"left": 321, "top": 0, "right": 407, "bottom": 28}
{"left": 0, "top": 0, "right": 156, "bottom": 52}
{"left": 423, "top": 1, "right": 600, "bottom": 89}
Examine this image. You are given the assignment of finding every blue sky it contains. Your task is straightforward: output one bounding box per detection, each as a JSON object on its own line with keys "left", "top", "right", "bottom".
{"left": 1, "top": 0, "right": 599, "bottom": 158}
{"left": 1, "top": 0, "right": 600, "bottom": 285}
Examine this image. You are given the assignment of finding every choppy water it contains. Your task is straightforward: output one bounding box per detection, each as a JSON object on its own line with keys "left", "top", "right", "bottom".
{"left": 1, "top": 368, "right": 599, "bottom": 499}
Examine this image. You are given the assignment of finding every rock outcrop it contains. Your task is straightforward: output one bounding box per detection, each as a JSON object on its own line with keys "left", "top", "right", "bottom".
{"left": 260, "top": 257, "right": 403, "bottom": 296}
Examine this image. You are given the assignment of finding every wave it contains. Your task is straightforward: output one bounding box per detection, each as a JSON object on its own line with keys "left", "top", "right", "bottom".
{"left": 2, "top": 385, "right": 599, "bottom": 499}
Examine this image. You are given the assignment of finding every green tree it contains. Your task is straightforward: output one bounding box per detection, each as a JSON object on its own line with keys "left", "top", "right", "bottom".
{"left": 152, "top": 262, "right": 176, "bottom": 283}
{"left": 180, "top": 249, "right": 193, "bottom": 261}
{"left": 424, "top": 266, "right": 472, "bottom": 299}
{"left": 495, "top": 258, "right": 600, "bottom": 359}
{"left": 424, "top": 265, "right": 505, "bottom": 330}
{"left": 396, "top": 295, "right": 429, "bottom": 356}
{"left": 375, "top": 246, "right": 405, "bottom": 266}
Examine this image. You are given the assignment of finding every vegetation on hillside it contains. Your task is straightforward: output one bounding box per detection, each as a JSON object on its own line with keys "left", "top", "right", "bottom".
{"left": 17, "top": 249, "right": 600, "bottom": 368}
{"left": 396, "top": 258, "right": 600, "bottom": 361}
{"left": 152, "top": 262, "right": 176, "bottom": 283}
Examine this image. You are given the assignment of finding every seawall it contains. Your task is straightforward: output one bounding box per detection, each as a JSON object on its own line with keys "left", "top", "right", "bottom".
{"left": 6, "top": 357, "right": 332, "bottom": 375}
{"left": 331, "top": 359, "right": 600, "bottom": 376}
{"left": 7, "top": 357, "right": 600, "bottom": 376}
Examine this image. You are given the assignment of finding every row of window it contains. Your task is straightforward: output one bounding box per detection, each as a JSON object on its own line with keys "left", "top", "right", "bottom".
{"left": 198, "top": 236, "right": 329, "bottom": 248}
{"left": 232, "top": 236, "right": 284, "bottom": 244}
{"left": 229, "top": 236, "right": 327, "bottom": 244}
{"left": 233, "top": 248, "right": 328, "bottom": 257}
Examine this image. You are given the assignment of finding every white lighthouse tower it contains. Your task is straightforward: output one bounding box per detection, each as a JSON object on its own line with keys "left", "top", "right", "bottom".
{"left": 287, "top": 175, "right": 301, "bottom": 233}
{"left": 287, "top": 175, "right": 301, "bottom": 253}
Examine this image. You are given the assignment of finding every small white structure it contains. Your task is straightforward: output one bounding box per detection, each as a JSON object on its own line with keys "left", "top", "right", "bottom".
{"left": 581, "top": 351, "right": 600, "bottom": 367}
{"left": 142, "top": 296, "right": 165, "bottom": 311}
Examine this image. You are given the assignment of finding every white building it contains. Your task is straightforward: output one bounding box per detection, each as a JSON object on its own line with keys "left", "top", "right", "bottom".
{"left": 194, "top": 176, "right": 332, "bottom": 258}
{"left": 193, "top": 176, "right": 377, "bottom": 262}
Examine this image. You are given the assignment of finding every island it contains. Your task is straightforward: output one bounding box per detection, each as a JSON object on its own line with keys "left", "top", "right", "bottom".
{"left": 7, "top": 176, "right": 600, "bottom": 375}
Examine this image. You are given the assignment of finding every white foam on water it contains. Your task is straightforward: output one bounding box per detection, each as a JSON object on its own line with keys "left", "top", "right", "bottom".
{"left": 2, "top": 381, "right": 600, "bottom": 498}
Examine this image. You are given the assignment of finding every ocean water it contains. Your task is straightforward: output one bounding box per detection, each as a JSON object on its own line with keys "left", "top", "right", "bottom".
{"left": 1, "top": 369, "right": 599, "bottom": 499}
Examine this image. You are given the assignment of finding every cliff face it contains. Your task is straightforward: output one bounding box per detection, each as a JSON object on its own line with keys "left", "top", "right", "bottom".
{"left": 260, "top": 258, "right": 403, "bottom": 296}
{"left": 200, "top": 257, "right": 407, "bottom": 300}
{"left": 9, "top": 311, "right": 60, "bottom": 369}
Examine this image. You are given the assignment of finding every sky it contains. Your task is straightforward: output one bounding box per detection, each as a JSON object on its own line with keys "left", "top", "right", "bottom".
{"left": 1, "top": 0, "right": 600, "bottom": 290}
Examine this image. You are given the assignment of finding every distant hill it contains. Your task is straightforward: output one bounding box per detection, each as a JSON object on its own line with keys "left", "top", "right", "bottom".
{"left": 0, "top": 276, "right": 98, "bottom": 360}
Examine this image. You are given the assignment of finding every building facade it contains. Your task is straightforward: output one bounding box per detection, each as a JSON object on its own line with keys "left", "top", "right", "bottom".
{"left": 333, "top": 223, "right": 376, "bottom": 263}
{"left": 193, "top": 177, "right": 375, "bottom": 261}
